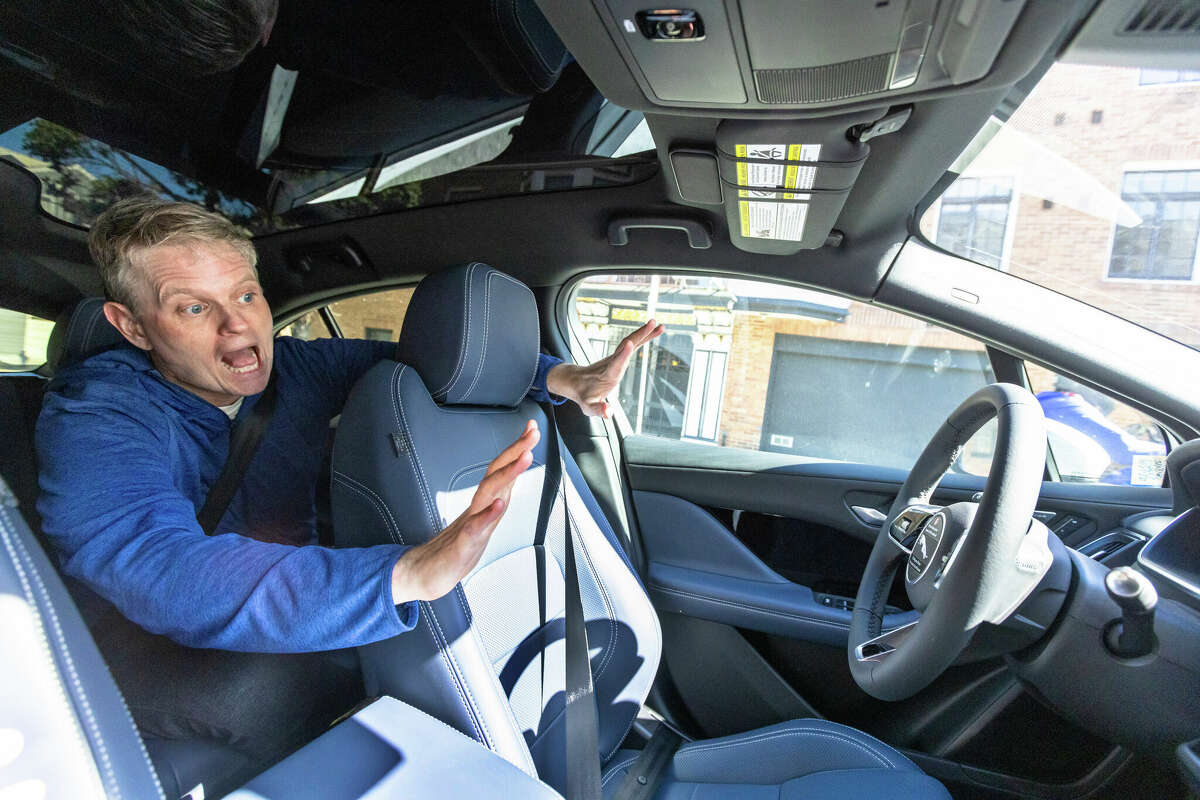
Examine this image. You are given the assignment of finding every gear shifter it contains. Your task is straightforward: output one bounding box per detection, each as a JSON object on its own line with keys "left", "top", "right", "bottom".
{"left": 1103, "top": 566, "right": 1158, "bottom": 658}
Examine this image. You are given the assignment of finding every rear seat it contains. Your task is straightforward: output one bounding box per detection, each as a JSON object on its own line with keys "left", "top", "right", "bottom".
{"left": 0, "top": 298, "right": 255, "bottom": 799}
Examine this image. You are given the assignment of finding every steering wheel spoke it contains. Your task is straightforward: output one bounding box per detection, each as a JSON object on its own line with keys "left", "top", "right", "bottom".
{"left": 854, "top": 619, "right": 918, "bottom": 663}
{"left": 888, "top": 503, "right": 944, "bottom": 553}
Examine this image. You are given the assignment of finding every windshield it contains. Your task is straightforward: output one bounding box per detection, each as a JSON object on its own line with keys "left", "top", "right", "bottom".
{"left": 920, "top": 62, "right": 1200, "bottom": 351}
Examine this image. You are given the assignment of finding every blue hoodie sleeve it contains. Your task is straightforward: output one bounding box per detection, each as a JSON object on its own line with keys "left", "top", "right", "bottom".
{"left": 36, "top": 396, "right": 418, "bottom": 653}
{"left": 527, "top": 353, "right": 564, "bottom": 404}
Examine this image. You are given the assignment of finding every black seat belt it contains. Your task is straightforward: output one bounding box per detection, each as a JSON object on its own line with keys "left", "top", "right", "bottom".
{"left": 197, "top": 371, "right": 279, "bottom": 535}
{"left": 537, "top": 401, "right": 602, "bottom": 800}
{"left": 611, "top": 721, "right": 682, "bottom": 800}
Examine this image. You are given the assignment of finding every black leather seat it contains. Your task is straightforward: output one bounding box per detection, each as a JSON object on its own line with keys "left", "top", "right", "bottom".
{"left": 331, "top": 263, "right": 952, "bottom": 799}
{"left": 0, "top": 470, "right": 165, "bottom": 799}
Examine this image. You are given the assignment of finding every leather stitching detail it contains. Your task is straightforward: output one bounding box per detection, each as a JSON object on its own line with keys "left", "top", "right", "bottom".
{"left": 649, "top": 585, "right": 853, "bottom": 631}
{"left": 419, "top": 599, "right": 489, "bottom": 746}
{"left": 0, "top": 508, "right": 140, "bottom": 799}
{"left": 601, "top": 755, "right": 640, "bottom": 788}
{"left": 462, "top": 269, "right": 496, "bottom": 403}
{"left": 331, "top": 472, "right": 406, "bottom": 545}
{"left": 674, "top": 726, "right": 898, "bottom": 770}
{"left": 389, "top": 366, "right": 494, "bottom": 752}
{"left": 434, "top": 262, "right": 482, "bottom": 398}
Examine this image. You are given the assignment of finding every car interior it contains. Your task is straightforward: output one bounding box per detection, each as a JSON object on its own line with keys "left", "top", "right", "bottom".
{"left": 3, "top": 0, "right": 1200, "bottom": 798}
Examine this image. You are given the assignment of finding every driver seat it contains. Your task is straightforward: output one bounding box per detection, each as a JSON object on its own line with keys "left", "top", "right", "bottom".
{"left": 331, "top": 263, "right": 950, "bottom": 799}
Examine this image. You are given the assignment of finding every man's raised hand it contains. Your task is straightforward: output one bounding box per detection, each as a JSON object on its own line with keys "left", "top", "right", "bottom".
{"left": 390, "top": 420, "right": 540, "bottom": 604}
{"left": 545, "top": 319, "right": 665, "bottom": 418}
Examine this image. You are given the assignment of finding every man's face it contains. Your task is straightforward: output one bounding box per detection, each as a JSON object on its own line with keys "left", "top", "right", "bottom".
{"left": 104, "top": 241, "right": 274, "bottom": 407}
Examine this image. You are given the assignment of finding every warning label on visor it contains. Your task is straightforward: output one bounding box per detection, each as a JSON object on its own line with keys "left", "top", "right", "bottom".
{"left": 734, "top": 142, "right": 820, "bottom": 242}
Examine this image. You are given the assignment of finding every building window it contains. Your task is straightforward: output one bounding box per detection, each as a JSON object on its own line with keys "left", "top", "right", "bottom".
{"left": 934, "top": 176, "right": 1014, "bottom": 268}
{"left": 681, "top": 349, "right": 727, "bottom": 441}
{"left": 1139, "top": 69, "right": 1200, "bottom": 86}
{"left": 1109, "top": 170, "right": 1200, "bottom": 281}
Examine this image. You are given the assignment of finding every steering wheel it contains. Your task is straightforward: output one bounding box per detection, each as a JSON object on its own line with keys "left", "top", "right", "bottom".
{"left": 848, "top": 383, "right": 1055, "bottom": 701}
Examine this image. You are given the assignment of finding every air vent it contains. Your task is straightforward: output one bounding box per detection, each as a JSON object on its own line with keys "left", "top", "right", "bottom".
{"left": 754, "top": 53, "right": 893, "bottom": 104}
{"left": 1121, "top": 0, "right": 1200, "bottom": 35}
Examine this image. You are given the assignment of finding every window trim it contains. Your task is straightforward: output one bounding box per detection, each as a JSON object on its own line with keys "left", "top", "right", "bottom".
{"left": 1103, "top": 161, "right": 1200, "bottom": 285}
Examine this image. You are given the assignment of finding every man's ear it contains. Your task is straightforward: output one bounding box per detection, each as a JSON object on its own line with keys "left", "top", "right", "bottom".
{"left": 103, "top": 301, "right": 151, "bottom": 351}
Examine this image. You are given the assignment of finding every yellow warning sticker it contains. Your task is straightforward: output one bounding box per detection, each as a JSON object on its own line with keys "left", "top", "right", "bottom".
{"left": 734, "top": 142, "right": 822, "bottom": 198}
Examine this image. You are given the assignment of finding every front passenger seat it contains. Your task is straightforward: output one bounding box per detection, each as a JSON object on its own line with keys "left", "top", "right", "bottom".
{"left": 331, "top": 263, "right": 951, "bottom": 799}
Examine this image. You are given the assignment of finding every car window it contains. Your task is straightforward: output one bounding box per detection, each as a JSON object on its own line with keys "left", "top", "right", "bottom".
{"left": 570, "top": 274, "right": 998, "bottom": 473}
{"left": 0, "top": 308, "right": 54, "bottom": 371}
{"left": 278, "top": 310, "right": 333, "bottom": 340}
{"left": 278, "top": 286, "right": 416, "bottom": 344}
{"left": 326, "top": 287, "right": 415, "bottom": 341}
{"left": 1025, "top": 365, "right": 1167, "bottom": 487}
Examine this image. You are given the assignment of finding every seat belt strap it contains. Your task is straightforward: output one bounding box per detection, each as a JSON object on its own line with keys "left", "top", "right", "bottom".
{"left": 539, "top": 402, "right": 602, "bottom": 800}
{"left": 197, "top": 371, "right": 279, "bottom": 535}
{"left": 611, "top": 722, "right": 683, "bottom": 800}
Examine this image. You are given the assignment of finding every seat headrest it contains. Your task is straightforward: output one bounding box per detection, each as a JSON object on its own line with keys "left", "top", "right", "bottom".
{"left": 45, "top": 297, "right": 127, "bottom": 374}
{"left": 397, "top": 263, "right": 539, "bottom": 407}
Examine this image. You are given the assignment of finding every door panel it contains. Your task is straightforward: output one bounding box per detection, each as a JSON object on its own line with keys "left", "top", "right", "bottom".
{"left": 624, "top": 437, "right": 1173, "bottom": 797}
{"left": 636, "top": 490, "right": 918, "bottom": 648}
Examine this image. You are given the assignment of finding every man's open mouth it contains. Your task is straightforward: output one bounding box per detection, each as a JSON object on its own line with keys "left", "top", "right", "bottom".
{"left": 221, "top": 345, "right": 261, "bottom": 375}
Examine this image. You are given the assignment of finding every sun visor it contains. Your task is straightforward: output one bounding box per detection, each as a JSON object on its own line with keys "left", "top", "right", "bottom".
{"left": 667, "top": 111, "right": 884, "bottom": 254}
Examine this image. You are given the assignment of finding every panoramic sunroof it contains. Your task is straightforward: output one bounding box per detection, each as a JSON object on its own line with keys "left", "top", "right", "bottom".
{"left": 0, "top": 118, "right": 263, "bottom": 231}
{"left": 0, "top": 115, "right": 659, "bottom": 236}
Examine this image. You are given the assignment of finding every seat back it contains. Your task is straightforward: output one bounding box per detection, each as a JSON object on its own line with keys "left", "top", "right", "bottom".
{"left": 0, "top": 474, "right": 165, "bottom": 799}
{"left": 331, "top": 263, "right": 661, "bottom": 794}
{"left": 44, "top": 296, "right": 127, "bottom": 375}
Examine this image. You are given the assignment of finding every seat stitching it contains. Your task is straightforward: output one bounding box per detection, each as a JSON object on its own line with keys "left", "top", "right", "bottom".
{"left": 442, "top": 263, "right": 482, "bottom": 400}
{"left": 386, "top": 367, "right": 494, "bottom": 752}
{"left": 391, "top": 366, "right": 440, "bottom": 528}
{"left": 649, "top": 585, "right": 854, "bottom": 631}
{"left": 674, "top": 728, "right": 897, "bottom": 769}
{"left": 462, "top": 269, "right": 496, "bottom": 402}
{"left": 447, "top": 461, "right": 491, "bottom": 492}
{"left": 457, "top": 583, "right": 540, "bottom": 777}
{"left": 420, "top": 599, "right": 487, "bottom": 745}
{"left": 601, "top": 755, "right": 640, "bottom": 788}
{"left": 432, "top": 262, "right": 479, "bottom": 397}
{"left": 331, "top": 473, "right": 405, "bottom": 545}
{"left": 0, "top": 509, "right": 138, "bottom": 799}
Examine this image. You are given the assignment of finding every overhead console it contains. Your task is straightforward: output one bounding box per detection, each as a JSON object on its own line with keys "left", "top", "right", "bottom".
{"left": 539, "top": 0, "right": 1027, "bottom": 113}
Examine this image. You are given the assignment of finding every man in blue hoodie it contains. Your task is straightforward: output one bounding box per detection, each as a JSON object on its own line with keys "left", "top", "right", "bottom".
{"left": 36, "top": 197, "right": 661, "bottom": 769}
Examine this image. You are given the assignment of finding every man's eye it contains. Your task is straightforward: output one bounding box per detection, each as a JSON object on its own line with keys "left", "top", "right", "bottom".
{"left": 239, "top": 292, "right": 256, "bottom": 303}
{"left": 184, "top": 304, "right": 204, "bottom": 315}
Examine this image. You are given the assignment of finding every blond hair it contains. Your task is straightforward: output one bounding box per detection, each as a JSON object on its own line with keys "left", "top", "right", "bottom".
{"left": 88, "top": 197, "right": 257, "bottom": 310}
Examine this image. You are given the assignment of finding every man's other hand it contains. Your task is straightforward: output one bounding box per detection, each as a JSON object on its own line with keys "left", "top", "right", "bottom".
{"left": 545, "top": 319, "right": 665, "bottom": 418}
{"left": 390, "top": 420, "right": 539, "bottom": 604}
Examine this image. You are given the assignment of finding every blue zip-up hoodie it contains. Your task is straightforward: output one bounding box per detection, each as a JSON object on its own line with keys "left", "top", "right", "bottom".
{"left": 36, "top": 336, "right": 562, "bottom": 653}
